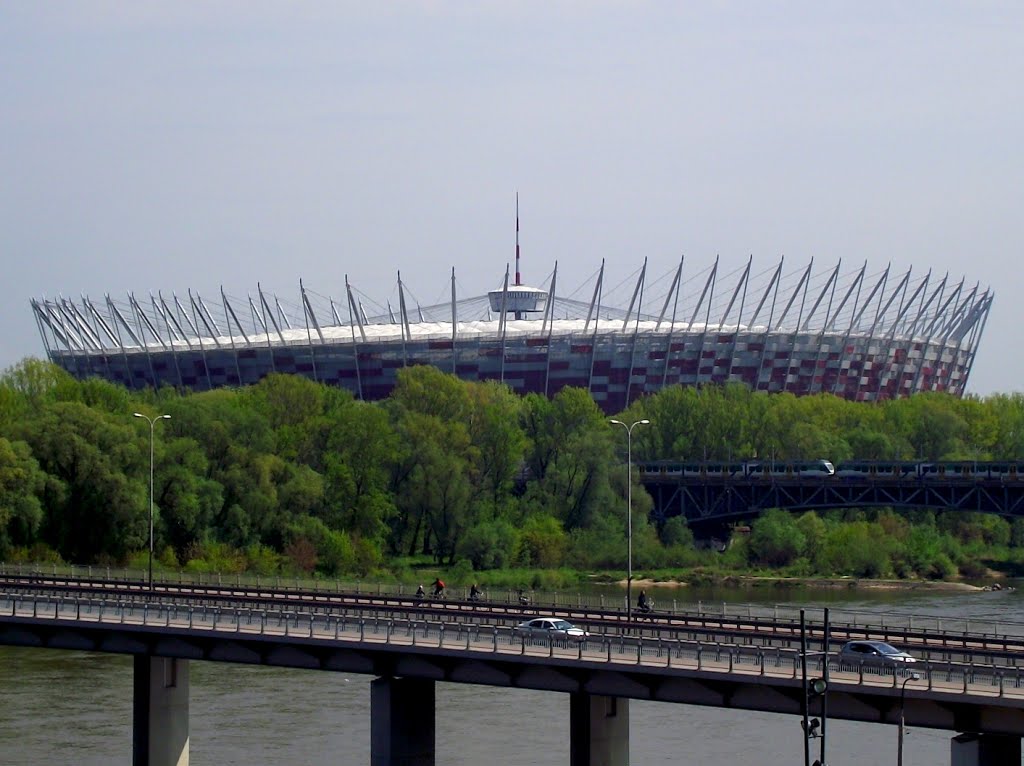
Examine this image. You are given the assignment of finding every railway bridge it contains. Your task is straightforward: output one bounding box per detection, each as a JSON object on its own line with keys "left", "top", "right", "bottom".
{"left": 640, "top": 470, "right": 1024, "bottom": 526}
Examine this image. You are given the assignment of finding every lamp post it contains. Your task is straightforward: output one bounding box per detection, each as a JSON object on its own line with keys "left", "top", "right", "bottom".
{"left": 609, "top": 418, "right": 650, "bottom": 621}
{"left": 897, "top": 672, "right": 921, "bottom": 766}
{"left": 134, "top": 412, "right": 170, "bottom": 590}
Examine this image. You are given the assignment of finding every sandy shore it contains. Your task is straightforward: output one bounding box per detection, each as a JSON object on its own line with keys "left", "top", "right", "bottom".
{"left": 622, "top": 576, "right": 986, "bottom": 592}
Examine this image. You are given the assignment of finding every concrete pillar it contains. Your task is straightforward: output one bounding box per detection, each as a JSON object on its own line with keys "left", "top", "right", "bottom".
{"left": 570, "top": 693, "right": 629, "bottom": 766}
{"left": 951, "top": 733, "right": 1021, "bottom": 766}
{"left": 371, "top": 676, "right": 435, "bottom": 766}
{"left": 133, "top": 656, "right": 190, "bottom": 766}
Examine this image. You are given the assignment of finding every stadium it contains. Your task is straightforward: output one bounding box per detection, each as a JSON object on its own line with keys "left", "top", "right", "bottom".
{"left": 31, "top": 254, "right": 992, "bottom": 414}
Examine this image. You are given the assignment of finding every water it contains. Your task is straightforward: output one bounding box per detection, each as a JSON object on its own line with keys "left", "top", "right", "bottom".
{"left": 2, "top": 586, "right": 1022, "bottom": 765}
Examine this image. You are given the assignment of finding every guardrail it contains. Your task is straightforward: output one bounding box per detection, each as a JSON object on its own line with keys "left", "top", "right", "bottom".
{"left": 3, "top": 592, "right": 1023, "bottom": 701}
{"left": 2, "top": 562, "right": 1019, "bottom": 638}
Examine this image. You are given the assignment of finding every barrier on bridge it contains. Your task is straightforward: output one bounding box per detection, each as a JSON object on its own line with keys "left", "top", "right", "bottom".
{"left": 2, "top": 592, "right": 1022, "bottom": 700}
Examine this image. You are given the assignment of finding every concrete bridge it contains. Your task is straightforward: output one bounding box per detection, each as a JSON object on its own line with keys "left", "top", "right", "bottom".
{"left": 3, "top": 579, "right": 1024, "bottom": 766}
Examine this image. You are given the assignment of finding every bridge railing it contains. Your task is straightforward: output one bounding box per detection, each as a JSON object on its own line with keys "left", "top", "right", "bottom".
{"left": 5, "top": 562, "right": 1024, "bottom": 651}
{"left": 3, "top": 592, "right": 1023, "bottom": 700}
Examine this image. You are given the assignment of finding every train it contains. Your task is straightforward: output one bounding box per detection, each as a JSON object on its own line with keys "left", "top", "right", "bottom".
{"left": 637, "top": 459, "right": 835, "bottom": 479}
{"left": 636, "top": 459, "right": 1024, "bottom": 482}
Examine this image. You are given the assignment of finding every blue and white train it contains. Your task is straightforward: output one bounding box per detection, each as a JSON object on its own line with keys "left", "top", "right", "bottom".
{"left": 637, "top": 459, "right": 1024, "bottom": 482}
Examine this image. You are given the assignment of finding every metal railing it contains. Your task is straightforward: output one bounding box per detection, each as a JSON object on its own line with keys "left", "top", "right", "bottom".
{"left": 2, "top": 562, "right": 1020, "bottom": 633}
{"left": 2, "top": 592, "right": 1022, "bottom": 701}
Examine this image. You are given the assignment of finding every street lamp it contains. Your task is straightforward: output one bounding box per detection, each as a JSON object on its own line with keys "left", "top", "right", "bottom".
{"left": 134, "top": 412, "right": 170, "bottom": 590}
{"left": 609, "top": 418, "right": 650, "bottom": 621}
{"left": 897, "top": 671, "right": 921, "bottom": 766}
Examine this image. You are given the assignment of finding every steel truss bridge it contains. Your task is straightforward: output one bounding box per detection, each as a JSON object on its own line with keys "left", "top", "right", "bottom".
{"left": 641, "top": 475, "right": 1024, "bottom": 527}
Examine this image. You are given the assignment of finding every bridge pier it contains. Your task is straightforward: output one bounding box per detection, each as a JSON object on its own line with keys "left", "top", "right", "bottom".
{"left": 570, "top": 693, "right": 629, "bottom": 766}
{"left": 132, "top": 656, "right": 190, "bottom": 766}
{"left": 951, "top": 733, "right": 1021, "bottom": 766}
{"left": 371, "top": 676, "right": 435, "bottom": 766}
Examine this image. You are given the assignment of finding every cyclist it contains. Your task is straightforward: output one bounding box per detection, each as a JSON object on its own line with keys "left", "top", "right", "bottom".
{"left": 637, "top": 590, "right": 651, "bottom": 613}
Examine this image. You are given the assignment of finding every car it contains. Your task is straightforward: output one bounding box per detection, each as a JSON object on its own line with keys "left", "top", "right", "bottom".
{"left": 838, "top": 640, "right": 916, "bottom": 666}
{"left": 513, "top": 618, "right": 589, "bottom": 641}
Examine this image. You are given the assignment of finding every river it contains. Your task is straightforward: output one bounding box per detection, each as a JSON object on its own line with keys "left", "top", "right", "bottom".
{"left": 1, "top": 585, "right": 1022, "bottom": 765}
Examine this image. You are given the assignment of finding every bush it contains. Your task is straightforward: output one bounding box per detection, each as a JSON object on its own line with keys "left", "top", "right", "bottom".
{"left": 929, "top": 553, "right": 958, "bottom": 580}
{"left": 517, "top": 515, "right": 568, "bottom": 568}
{"left": 183, "top": 541, "right": 246, "bottom": 574}
{"left": 459, "top": 519, "right": 518, "bottom": 570}
{"left": 957, "top": 557, "right": 988, "bottom": 580}
{"left": 245, "top": 544, "right": 283, "bottom": 575}
{"left": 449, "top": 558, "right": 472, "bottom": 583}
{"left": 818, "top": 522, "right": 892, "bottom": 578}
{"left": 659, "top": 517, "right": 694, "bottom": 547}
{"left": 748, "top": 509, "right": 806, "bottom": 567}
{"left": 5, "top": 543, "right": 63, "bottom": 565}
{"left": 353, "top": 537, "right": 382, "bottom": 576}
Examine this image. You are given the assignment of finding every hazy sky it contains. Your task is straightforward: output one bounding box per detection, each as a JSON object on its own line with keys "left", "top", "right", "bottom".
{"left": 2, "top": 2, "right": 1020, "bottom": 395}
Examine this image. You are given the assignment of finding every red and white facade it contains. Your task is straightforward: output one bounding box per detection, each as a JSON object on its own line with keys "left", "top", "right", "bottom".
{"left": 32, "top": 257, "right": 991, "bottom": 413}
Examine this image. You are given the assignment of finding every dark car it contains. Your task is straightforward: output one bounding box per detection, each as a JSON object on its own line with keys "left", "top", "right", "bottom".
{"left": 838, "top": 640, "right": 916, "bottom": 666}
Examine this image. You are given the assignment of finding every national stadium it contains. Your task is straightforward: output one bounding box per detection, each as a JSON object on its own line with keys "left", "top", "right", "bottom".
{"left": 30, "top": 249, "right": 992, "bottom": 414}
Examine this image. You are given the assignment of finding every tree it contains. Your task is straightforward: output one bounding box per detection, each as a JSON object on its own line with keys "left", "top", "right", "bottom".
{"left": 522, "top": 387, "right": 618, "bottom": 530}
{"left": 320, "top": 399, "right": 398, "bottom": 541}
{"left": 15, "top": 402, "right": 146, "bottom": 562}
{"left": 819, "top": 521, "right": 892, "bottom": 578}
{"left": 247, "top": 373, "right": 327, "bottom": 461}
{"left": 388, "top": 365, "right": 471, "bottom": 421}
{"left": 389, "top": 412, "right": 474, "bottom": 562}
{"left": 748, "top": 509, "right": 806, "bottom": 567}
{"left": 155, "top": 437, "right": 222, "bottom": 560}
{"left": 0, "top": 358, "right": 77, "bottom": 407}
{"left": 517, "top": 514, "right": 568, "bottom": 568}
{"left": 465, "top": 381, "right": 527, "bottom": 512}
{"left": 459, "top": 518, "right": 519, "bottom": 570}
{"left": 885, "top": 394, "right": 968, "bottom": 460}
{"left": 0, "top": 438, "right": 46, "bottom": 555}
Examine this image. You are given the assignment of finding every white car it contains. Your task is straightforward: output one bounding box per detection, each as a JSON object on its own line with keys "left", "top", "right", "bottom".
{"left": 514, "top": 618, "right": 589, "bottom": 641}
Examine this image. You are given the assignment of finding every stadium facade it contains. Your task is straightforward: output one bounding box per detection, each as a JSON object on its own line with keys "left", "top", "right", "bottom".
{"left": 31, "top": 256, "right": 992, "bottom": 413}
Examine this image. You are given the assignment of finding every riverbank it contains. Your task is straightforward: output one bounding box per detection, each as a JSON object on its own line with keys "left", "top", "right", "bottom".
{"left": 625, "top": 575, "right": 986, "bottom": 592}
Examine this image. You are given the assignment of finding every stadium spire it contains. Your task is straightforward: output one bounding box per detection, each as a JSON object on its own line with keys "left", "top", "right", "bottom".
{"left": 515, "top": 191, "right": 521, "bottom": 287}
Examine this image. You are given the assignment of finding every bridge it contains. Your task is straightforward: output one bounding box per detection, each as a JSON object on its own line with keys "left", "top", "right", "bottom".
{"left": 3, "top": 573, "right": 1024, "bottom": 765}
{"left": 640, "top": 472, "right": 1024, "bottom": 526}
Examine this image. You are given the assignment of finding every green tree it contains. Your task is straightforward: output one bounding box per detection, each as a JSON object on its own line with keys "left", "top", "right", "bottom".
{"left": 15, "top": 402, "right": 146, "bottom": 562}
{"left": 0, "top": 358, "right": 77, "bottom": 408}
{"left": 156, "top": 437, "right": 222, "bottom": 559}
{"left": 748, "top": 509, "right": 806, "bottom": 567}
{"left": 0, "top": 438, "right": 46, "bottom": 555}
{"left": 459, "top": 518, "right": 519, "bottom": 570}
{"left": 517, "top": 514, "right": 568, "bottom": 568}
{"left": 247, "top": 373, "right": 332, "bottom": 464}
{"left": 465, "top": 381, "right": 527, "bottom": 512}
{"left": 321, "top": 399, "right": 398, "bottom": 541}
{"left": 389, "top": 412, "right": 474, "bottom": 563}
{"left": 819, "top": 521, "right": 892, "bottom": 577}
{"left": 388, "top": 365, "right": 471, "bottom": 421}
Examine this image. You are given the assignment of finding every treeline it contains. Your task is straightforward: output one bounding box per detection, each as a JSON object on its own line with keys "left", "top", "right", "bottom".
{"left": 2, "top": 358, "right": 1024, "bottom": 582}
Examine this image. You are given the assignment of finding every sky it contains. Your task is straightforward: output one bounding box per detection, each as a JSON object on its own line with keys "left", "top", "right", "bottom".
{"left": 1, "top": 2, "right": 1021, "bottom": 395}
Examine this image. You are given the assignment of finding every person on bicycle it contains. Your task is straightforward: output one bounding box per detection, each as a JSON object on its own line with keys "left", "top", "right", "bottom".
{"left": 469, "top": 583, "right": 482, "bottom": 601}
{"left": 415, "top": 584, "right": 425, "bottom": 599}
{"left": 432, "top": 578, "right": 445, "bottom": 598}
{"left": 637, "top": 589, "right": 651, "bottom": 613}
